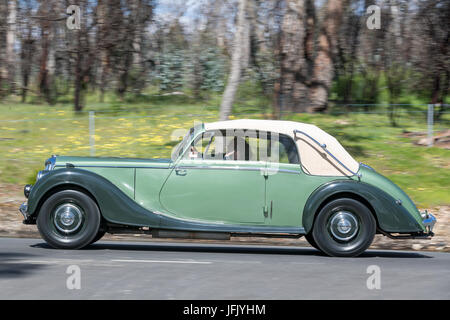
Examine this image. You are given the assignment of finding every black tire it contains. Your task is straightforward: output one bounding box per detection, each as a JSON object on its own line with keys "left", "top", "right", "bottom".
{"left": 312, "top": 198, "right": 376, "bottom": 257}
{"left": 305, "top": 232, "right": 319, "bottom": 250}
{"left": 36, "top": 190, "right": 101, "bottom": 249}
{"left": 90, "top": 229, "right": 106, "bottom": 245}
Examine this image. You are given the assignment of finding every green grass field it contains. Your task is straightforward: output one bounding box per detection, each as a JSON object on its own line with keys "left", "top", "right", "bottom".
{"left": 0, "top": 92, "right": 449, "bottom": 207}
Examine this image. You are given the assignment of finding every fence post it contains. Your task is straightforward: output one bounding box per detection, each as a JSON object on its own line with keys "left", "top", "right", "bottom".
{"left": 89, "top": 111, "right": 95, "bottom": 156}
{"left": 427, "top": 104, "right": 434, "bottom": 147}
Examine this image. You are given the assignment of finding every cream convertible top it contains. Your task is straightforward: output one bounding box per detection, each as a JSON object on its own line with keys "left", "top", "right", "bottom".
{"left": 204, "top": 119, "right": 359, "bottom": 176}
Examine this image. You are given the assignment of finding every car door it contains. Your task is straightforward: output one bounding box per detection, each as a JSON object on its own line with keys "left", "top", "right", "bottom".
{"left": 264, "top": 133, "right": 331, "bottom": 227}
{"left": 159, "top": 130, "right": 266, "bottom": 225}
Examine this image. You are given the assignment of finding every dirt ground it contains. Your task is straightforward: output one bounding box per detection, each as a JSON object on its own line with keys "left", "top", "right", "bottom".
{"left": 1, "top": 183, "right": 448, "bottom": 252}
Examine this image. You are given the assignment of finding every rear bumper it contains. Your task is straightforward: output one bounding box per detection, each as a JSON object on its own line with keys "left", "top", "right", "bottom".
{"left": 421, "top": 211, "right": 437, "bottom": 234}
{"left": 379, "top": 211, "right": 436, "bottom": 240}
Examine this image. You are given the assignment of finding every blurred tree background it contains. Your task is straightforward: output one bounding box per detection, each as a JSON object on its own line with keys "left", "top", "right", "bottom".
{"left": 0, "top": 0, "right": 448, "bottom": 118}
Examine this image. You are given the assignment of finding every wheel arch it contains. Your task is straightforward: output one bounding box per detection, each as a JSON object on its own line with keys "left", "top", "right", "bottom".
{"left": 305, "top": 191, "right": 379, "bottom": 234}
{"left": 302, "top": 179, "right": 423, "bottom": 234}
{"left": 27, "top": 168, "right": 161, "bottom": 228}
{"left": 32, "top": 183, "right": 100, "bottom": 219}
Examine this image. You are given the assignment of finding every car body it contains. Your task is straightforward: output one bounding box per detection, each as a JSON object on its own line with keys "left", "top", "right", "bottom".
{"left": 19, "top": 119, "right": 436, "bottom": 256}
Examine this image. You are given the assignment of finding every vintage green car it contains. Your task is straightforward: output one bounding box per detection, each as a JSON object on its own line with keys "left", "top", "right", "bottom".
{"left": 20, "top": 119, "right": 436, "bottom": 257}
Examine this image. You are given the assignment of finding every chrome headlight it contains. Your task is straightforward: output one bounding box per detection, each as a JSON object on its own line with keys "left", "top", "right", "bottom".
{"left": 36, "top": 156, "right": 56, "bottom": 182}
{"left": 45, "top": 155, "right": 56, "bottom": 171}
{"left": 24, "top": 184, "right": 32, "bottom": 198}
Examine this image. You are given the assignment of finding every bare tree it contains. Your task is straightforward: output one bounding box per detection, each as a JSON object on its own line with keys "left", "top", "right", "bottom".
{"left": 0, "top": 0, "right": 8, "bottom": 96}
{"left": 309, "top": 0, "right": 347, "bottom": 111}
{"left": 6, "top": 0, "right": 17, "bottom": 91}
{"left": 18, "top": 0, "right": 35, "bottom": 102}
{"left": 278, "top": 0, "right": 308, "bottom": 113}
{"left": 219, "top": 0, "right": 249, "bottom": 120}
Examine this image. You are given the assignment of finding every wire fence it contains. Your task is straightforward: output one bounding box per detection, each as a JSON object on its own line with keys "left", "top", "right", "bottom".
{"left": 0, "top": 104, "right": 449, "bottom": 171}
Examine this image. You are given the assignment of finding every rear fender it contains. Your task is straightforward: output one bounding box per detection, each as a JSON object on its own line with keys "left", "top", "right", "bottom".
{"left": 302, "top": 180, "right": 424, "bottom": 234}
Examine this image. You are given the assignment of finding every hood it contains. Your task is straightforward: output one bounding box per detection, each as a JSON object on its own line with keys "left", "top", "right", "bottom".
{"left": 54, "top": 156, "right": 172, "bottom": 169}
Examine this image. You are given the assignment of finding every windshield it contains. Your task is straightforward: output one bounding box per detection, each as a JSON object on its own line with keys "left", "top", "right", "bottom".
{"left": 171, "top": 124, "right": 203, "bottom": 161}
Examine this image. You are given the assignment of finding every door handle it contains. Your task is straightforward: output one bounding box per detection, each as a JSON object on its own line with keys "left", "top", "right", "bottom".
{"left": 175, "top": 168, "right": 187, "bottom": 176}
{"left": 270, "top": 200, "right": 273, "bottom": 219}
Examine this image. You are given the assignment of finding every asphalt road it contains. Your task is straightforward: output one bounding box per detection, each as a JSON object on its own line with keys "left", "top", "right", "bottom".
{"left": 0, "top": 237, "right": 448, "bottom": 299}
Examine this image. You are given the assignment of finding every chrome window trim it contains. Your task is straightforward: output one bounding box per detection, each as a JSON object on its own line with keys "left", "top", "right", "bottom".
{"left": 293, "top": 129, "right": 358, "bottom": 177}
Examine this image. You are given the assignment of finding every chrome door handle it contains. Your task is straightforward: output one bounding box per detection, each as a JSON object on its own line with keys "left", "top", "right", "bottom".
{"left": 175, "top": 168, "right": 187, "bottom": 176}
{"left": 270, "top": 200, "right": 273, "bottom": 219}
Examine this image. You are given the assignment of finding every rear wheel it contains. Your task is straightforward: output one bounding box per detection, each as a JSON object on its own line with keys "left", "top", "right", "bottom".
{"left": 305, "top": 232, "right": 319, "bottom": 250}
{"left": 37, "top": 190, "right": 100, "bottom": 249}
{"left": 312, "top": 198, "right": 376, "bottom": 257}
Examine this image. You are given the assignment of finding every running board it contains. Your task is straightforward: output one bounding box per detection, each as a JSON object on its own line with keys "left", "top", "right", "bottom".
{"left": 152, "top": 229, "right": 230, "bottom": 240}
{"left": 106, "top": 225, "right": 303, "bottom": 240}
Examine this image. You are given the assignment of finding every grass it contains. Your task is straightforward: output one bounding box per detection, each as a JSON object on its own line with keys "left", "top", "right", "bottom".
{"left": 0, "top": 90, "right": 449, "bottom": 207}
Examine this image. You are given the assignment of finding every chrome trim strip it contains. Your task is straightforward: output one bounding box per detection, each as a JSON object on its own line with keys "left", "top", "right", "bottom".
{"left": 54, "top": 165, "right": 169, "bottom": 169}
{"left": 293, "top": 129, "right": 358, "bottom": 176}
{"left": 176, "top": 165, "right": 300, "bottom": 174}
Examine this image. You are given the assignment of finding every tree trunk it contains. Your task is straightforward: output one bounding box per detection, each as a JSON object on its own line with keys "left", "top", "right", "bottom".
{"left": 6, "top": 0, "right": 17, "bottom": 91}
{"left": 20, "top": 32, "right": 33, "bottom": 103}
{"left": 0, "top": 1, "right": 7, "bottom": 96}
{"left": 97, "top": 0, "right": 109, "bottom": 102}
{"left": 279, "top": 0, "right": 309, "bottom": 113}
{"left": 219, "top": 0, "right": 248, "bottom": 120}
{"left": 37, "top": 1, "right": 54, "bottom": 104}
{"left": 309, "top": 0, "right": 346, "bottom": 112}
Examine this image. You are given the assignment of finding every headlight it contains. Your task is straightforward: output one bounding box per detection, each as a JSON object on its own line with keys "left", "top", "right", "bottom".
{"left": 45, "top": 155, "right": 56, "bottom": 171}
{"left": 24, "top": 184, "right": 32, "bottom": 198}
{"left": 36, "top": 156, "right": 56, "bottom": 182}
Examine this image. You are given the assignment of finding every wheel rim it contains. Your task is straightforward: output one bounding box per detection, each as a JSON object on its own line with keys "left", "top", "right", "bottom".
{"left": 53, "top": 203, "right": 84, "bottom": 234}
{"left": 328, "top": 211, "right": 359, "bottom": 242}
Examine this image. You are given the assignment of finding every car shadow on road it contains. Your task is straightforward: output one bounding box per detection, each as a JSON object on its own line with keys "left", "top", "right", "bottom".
{"left": 0, "top": 252, "right": 47, "bottom": 278}
{"left": 31, "top": 241, "right": 433, "bottom": 258}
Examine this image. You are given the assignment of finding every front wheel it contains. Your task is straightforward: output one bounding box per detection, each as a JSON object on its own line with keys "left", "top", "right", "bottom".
{"left": 37, "top": 190, "right": 101, "bottom": 249}
{"left": 312, "top": 198, "right": 376, "bottom": 257}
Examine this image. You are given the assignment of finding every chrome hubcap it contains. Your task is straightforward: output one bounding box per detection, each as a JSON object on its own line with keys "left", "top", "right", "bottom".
{"left": 329, "top": 211, "right": 359, "bottom": 242}
{"left": 53, "top": 203, "right": 83, "bottom": 234}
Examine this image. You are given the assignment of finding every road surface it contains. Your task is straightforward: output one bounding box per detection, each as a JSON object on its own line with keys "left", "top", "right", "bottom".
{"left": 0, "top": 237, "right": 448, "bottom": 299}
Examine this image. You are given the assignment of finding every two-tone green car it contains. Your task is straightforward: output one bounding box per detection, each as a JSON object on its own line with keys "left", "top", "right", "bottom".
{"left": 20, "top": 119, "right": 436, "bottom": 257}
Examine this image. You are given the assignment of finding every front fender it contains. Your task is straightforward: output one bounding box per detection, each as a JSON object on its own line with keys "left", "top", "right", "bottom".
{"left": 27, "top": 168, "right": 161, "bottom": 227}
{"left": 302, "top": 180, "right": 424, "bottom": 234}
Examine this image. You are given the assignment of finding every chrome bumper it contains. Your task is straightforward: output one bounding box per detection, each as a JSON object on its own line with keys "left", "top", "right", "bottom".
{"left": 19, "top": 202, "right": 29, "bottom": 220}
{"left": 421, "top": 210, "right": 437, "bottom": 234}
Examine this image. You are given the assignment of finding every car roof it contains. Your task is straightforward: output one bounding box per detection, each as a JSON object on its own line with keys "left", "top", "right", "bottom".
{"left": 204, "top": 119, "right": 316, "bottom": 137}
{"left": 204, "top": 119, "right": 359, "bottom": 177}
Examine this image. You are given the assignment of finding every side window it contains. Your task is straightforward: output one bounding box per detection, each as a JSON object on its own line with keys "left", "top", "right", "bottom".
{"left": 269, "top": 133, "right": 300, "bottom": 164}
{"left": 182, "top": 130, "right": 299, "bottom": 164}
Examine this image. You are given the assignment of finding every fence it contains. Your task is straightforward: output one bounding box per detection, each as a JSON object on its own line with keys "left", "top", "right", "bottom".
{"left": 0, "top": 103, "right": 449, "bottom": 183}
